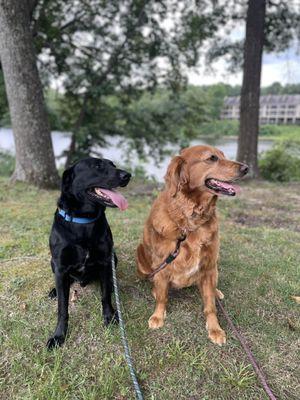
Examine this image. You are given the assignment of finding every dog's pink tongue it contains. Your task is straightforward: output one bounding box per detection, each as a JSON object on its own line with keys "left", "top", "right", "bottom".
{"left": 218, "top": 181, "right": 241, "bottom": 194}
{"left": 99, "top": 188, "right": 128, "bottom": 211}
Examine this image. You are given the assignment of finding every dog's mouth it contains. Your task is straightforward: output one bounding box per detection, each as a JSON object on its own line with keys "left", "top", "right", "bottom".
{"left": 205, "top": 178, "right": 240, "bottom": 196}
{"left": 87, "top": 187, "right": 128, "bottom": 210}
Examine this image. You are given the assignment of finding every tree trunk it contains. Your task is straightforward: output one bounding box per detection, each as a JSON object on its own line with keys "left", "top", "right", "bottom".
{"left": 64, "top": 94, "right": 88, "bottom": 169}
{"left": 0, "top": 0, "right": 59, "bottom": 188}
{"left": 237, "top": 0, "right": 266, "bottom": 178}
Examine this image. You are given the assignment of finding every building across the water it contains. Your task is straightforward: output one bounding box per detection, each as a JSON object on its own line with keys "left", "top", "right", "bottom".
{"left": 221, "top": 94, "right": 300, "bottom": 124}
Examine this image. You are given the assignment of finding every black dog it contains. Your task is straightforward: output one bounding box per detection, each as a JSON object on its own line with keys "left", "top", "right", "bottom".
{"left": 47, "top": 157, "right": 131, "bottom": 349}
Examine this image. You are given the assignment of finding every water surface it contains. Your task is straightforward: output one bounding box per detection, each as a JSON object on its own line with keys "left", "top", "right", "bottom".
{"left": 0, "top": 128, "right": 273, "bottom": 181}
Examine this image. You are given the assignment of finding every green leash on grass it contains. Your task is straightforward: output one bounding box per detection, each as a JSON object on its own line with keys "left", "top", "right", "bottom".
{"left": 111, "top": 251, "right": 144, "bottom": 400}
{"left": 112, "top": 249, "right": 277, "bottom": 400}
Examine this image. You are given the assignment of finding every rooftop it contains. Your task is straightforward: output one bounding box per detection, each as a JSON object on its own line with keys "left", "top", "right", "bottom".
{"left": 224, "top": 94, "right": 300, "bottom": 107}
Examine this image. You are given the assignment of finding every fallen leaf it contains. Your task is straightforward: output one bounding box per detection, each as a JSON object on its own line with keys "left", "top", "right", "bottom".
{"left": 291, "top": 296, "right": 300, "bottom": 304}
{"left": 287, "top": 318, "right": 297, "bottom": 331}
{"left": 20, "top": 302, "right": 27, "bottom": 311}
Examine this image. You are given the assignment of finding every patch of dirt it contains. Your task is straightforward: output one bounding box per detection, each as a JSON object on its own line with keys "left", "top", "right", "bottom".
{"left": 226, "top": 181, "right": 300, "bottom": 232}
{"left": 232, "top": 212, "right": 300, "bottom": 232}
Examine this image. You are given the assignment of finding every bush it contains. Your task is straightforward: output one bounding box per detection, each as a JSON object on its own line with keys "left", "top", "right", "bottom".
{"left": 198, "top": 120, "right": 239, "bottom": 139}
{"left": 259, "top": 125, "right": 282, "bottom": 136}
{"left": 0, "top": 151, "right": 15, "bottom": 176}
{"left": 259, "top": 141, "right": 300, "bottom": 182}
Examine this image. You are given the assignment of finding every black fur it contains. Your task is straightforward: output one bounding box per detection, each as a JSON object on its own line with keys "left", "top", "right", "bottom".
{"left": 47, "top": 157, "right": 131, "bottom": 350}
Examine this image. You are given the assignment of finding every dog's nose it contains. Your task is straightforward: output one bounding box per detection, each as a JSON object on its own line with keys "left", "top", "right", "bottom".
{"left": 119, "top": 171, "right": 131, "bottom": 181}
{"left": 239, "top": 164, "right": 249, "bottom": 176}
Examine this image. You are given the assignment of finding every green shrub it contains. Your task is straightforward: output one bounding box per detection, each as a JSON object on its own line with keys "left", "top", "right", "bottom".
{"left": 198, "top": 120, "right": 239, "bottom": 138}
{"left": 259, "top": 125, "right": 282, "bottom": 136}
{"left": 0, "top": 151, "right": 15, "bottom": 176}
{"left": 259, "top": 141, "right": 300, "bottom": 182}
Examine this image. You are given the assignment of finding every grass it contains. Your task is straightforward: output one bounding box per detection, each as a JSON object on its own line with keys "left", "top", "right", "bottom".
{"left": 268, "top": 125, "right": 300, "bottom": 143}
{"left": 0, "top": 177, "right": 299, "bottom": 399}
{"left": 197, "top": 120, "right": 300, "bottom": 142}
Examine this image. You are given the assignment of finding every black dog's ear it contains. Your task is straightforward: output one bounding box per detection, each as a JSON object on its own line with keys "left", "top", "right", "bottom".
{"left": 61, "top": 167, "right": 74, "bottom": 193}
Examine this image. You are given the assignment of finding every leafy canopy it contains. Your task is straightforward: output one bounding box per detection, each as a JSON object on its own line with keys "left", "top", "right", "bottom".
{"left": 30, "top": 0, "right": 227, "bottom": 162}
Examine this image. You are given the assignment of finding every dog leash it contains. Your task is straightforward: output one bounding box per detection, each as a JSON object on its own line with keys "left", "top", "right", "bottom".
{"left": 147, "top": 232, "right": 187, "bottom": 279}
{"left": 113, "top": 244, "right": 277, "bottom": 400}
{"left": 111, "top": 251, "right": 144, "bottom": 400}
{"left": 146, "top": 235, "right": 277, "bottom": 399}
{"left": 216, "top": 298, "right": 277, "bottom": 400}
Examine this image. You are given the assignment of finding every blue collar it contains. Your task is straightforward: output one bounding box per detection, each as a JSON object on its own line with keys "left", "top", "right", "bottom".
{"left": 58, "top": 208, "right": 99, "bottom": 224}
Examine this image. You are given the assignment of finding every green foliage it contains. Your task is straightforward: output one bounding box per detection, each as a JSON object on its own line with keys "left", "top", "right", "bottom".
{"left": 207, "top": 1, "right": 300, "bottom": 71}
{"left": 196, "top": 121, "right": 300, "bottom": 140}
{"left": 30, "top": 0, "right": 227, "bottom": 163}
{"left": 0, "top": 151, "right": 15, "bottom": 176}
{"left": 118, "top": 88, "right": 208, "bottom": 160}
{"left": 258, "top": 124, "right": 282, "bottom": 136}
{"left": 270, "top": 125, "right": 300, "bottom": 142}
{"left": 44, "top": 89, "right": 66, "bottom": 131}
{"left": 259, "top": 141, "right": 300, "bottom": 182}
{"left": 198, "top": 120, "right": 239, "bottom": 138}
{"left": 261, "top": 82, "right": 300, "bottom": 95}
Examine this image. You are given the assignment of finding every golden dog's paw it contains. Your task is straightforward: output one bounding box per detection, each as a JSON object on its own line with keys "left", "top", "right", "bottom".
{"left": 148, "top": 315, "right": 164, "bottom": 329}
{"left": 216, "top": 289, "right": 224, "bottom": 299}
{"left": 208, "top": 328, "right": 226, "bottom": 346}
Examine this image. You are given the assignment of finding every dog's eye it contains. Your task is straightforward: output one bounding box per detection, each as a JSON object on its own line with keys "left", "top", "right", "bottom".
{"left": 209, "top": 155, "right": 218, "bottom": 162}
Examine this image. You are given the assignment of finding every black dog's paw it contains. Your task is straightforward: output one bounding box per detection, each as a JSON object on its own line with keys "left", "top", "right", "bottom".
{"left": 48, "top": 288, "right": 57, "bottom": 299}
{"left": 46, "top": 335, "right": 65, "bottom": 350}
{"left": 103, "top": 310, "right": 119, "bottom": 326}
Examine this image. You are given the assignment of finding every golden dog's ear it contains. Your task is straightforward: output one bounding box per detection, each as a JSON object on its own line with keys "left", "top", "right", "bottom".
{"left": 164, "top": 156, "right": 187, "bottom": 197}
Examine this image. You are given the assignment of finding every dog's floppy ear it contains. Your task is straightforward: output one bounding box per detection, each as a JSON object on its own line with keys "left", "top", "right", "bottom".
{"left": 164, "top": 156, "right": 187, "bottom": 197}
{"left": 61, "top": 167, "right": 74, "bottom": 193}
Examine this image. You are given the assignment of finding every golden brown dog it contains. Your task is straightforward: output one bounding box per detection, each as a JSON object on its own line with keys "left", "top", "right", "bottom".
{"left": 136, "top": 145, "right": 248, "bottom": 345}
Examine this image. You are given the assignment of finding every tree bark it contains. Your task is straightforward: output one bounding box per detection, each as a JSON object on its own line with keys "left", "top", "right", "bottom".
{"left": 237, "top": 0, "right": 266, "bottom": 178}
{"left": 0, "top": 0, "right": 59, "bottom": 188}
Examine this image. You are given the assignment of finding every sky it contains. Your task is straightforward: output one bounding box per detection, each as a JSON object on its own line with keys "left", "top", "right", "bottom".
{"left": 187, "top": 21, "right": 300, "bottom": 88}
{"left": 187, "top": 47, "right": 300, "bottom": 87}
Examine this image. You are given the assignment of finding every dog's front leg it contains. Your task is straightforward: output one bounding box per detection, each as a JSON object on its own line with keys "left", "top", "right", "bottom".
{"left": 197, "top": 268, "right": 226, "bottom": 346}
{"left": 148, "top": 274, "right": 169, "bottom": 329}
{"left": 47, "top": 272, "right": 71, "bottom": 350}
{"left": 99, "top": 259, "right": 118, "bottom": 326}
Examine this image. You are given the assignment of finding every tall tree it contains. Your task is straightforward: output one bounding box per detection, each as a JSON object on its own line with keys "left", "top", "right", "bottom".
{"left": 30, "top": 0, "right": 226, "bottom": 166}
{"left": 237, "top": 0, "right": 266, "bottom": 177}
{"left": 0, "top": 0, "right": 59, "bottom": 188}
{"left": 207, "top": 0, "right": 300, "bottom": 177}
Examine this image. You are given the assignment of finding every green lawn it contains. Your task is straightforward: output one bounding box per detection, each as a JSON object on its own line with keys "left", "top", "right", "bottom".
{"left": 0, "top": 177, "right": 299, "bottom": 399}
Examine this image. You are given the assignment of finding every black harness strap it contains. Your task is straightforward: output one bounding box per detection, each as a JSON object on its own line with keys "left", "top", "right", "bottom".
{"left": 147, "top": 233, "right": 187, "bottom": 279}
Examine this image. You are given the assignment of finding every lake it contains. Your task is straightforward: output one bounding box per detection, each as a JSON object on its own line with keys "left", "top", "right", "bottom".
{"left": 0, "top": 128, "right": 273, "bottom": 181}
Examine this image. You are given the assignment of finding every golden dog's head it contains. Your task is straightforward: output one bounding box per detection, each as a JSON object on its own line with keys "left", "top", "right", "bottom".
{"left": 165, "top": 145, "right": 248, "bottom": 197}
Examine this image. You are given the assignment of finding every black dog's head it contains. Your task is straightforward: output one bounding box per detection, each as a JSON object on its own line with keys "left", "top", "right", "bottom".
{"left": 61, "top": 158, "right": 131, "bottom": 210}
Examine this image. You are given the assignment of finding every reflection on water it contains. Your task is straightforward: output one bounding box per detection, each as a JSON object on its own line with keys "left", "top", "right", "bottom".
{"left": 0, "top": 128, "right": 273, "bottom": 181}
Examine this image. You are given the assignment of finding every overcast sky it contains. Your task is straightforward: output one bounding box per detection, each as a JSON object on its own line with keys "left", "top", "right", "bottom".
{"left": 187, "top": 22, "right": 300, "bottom": 88}
{"left": 188, "top": 47, "right": 300, "bottom": 87}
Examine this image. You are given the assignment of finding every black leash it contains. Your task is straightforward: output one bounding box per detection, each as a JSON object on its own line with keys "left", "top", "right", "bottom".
{"left": 147, "top": 233, "right": 186, "bottom": 279}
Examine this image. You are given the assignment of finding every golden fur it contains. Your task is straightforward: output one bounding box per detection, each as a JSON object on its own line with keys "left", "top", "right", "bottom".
{"left": 136, "top": 145, "right": 247, "bottom": 345}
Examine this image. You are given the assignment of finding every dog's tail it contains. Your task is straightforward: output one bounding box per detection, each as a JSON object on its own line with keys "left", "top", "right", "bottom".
{"left": 136, "top": 243, "right": 152, "bottom": 279}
